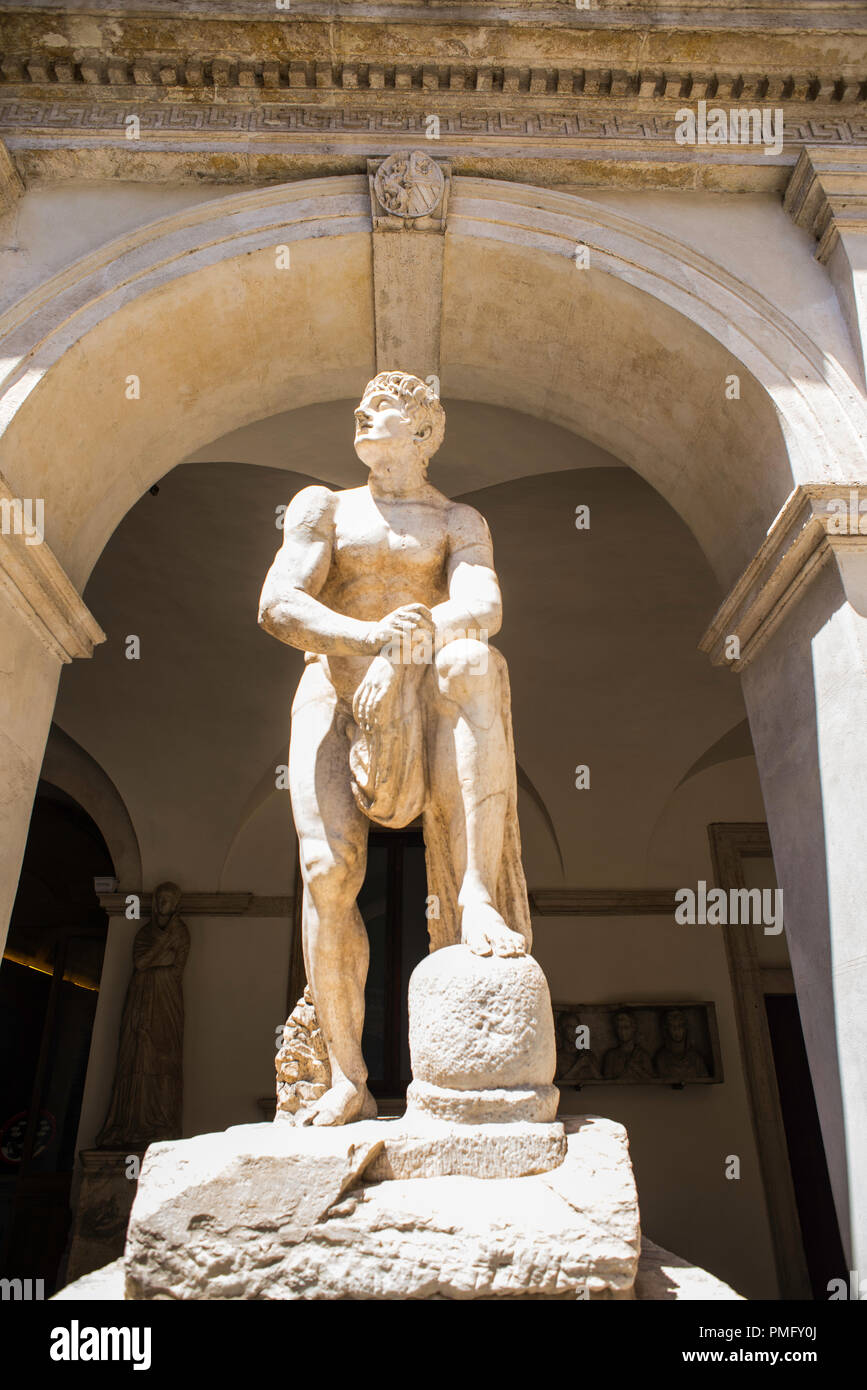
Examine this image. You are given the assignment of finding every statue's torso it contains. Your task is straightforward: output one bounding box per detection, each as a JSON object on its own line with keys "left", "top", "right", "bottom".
{"left": 315, "top": 486, "right": 453, "bottom": 701}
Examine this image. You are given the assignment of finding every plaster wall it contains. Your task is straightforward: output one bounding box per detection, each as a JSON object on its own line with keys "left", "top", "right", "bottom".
{"left": 583, "top": 190, "right": 860, "bottom": 385}
{"left": 0, "top": 184, "right": 232, "bottom": 317}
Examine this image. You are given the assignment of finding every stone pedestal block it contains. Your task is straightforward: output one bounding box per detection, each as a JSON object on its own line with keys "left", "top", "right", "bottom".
{"left": 406, "top": 944, "right": 559, "bottom": 1124}
{"left": 362, "top": 1116, "right": 567, "bottom": 1179}
{"left": 123, "top": 1115, "right": 639, "bottom": 1300}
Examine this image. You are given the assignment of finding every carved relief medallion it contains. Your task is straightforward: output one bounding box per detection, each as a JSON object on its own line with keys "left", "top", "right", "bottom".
{"left": 373, "top": 149, "right": 445, "bottom": 220}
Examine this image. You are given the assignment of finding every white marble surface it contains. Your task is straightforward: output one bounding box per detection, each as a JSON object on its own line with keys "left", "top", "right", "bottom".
{"left": 120, "top": 1115, "right": 640, "bottom": 1300}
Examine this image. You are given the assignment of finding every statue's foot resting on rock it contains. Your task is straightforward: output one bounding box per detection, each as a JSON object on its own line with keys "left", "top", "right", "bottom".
{"left": 298, "top": 1080, "right": 378, "bottom": 1127}
{"left": 461, "top": 902, "right": 527, "bottom": 958}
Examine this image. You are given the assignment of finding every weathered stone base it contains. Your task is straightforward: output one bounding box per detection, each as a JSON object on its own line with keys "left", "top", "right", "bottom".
{"left": 119, "top": 1115, "right": 639, "bottom": 1300}
{"left": 405, "top": 1077, "right": 560, "bottom": 1125}
{"left": 51, "top": 1115, "right": 744, "bottom": 1301}
{"left": 53, "top": 1237, "right": 744, "bottom": 1302}
{"left": 64, "top": 1149, "right": 146, "bottom": 1285}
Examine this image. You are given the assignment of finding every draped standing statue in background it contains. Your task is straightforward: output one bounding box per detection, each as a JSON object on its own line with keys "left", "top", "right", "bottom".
{"left": 96, "top": 881, "right": 190, "bottom": 1149}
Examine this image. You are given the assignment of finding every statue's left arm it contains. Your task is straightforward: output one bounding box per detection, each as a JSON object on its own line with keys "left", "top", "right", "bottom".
{"left": 433, "top": 504, "right": 503, "bottom": 642}
{"left": 351, "top": 504, "right": 502, "bottom": 732}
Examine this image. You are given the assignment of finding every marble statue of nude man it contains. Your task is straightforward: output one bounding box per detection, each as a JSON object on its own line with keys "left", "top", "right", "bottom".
{"left": 258, "top": 372, "right": 533, "bottom": 1126}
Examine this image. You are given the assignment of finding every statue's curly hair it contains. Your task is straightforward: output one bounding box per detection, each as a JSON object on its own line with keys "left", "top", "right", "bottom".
{"left": 360, "top": 371, "right": 445, "bottom": 459}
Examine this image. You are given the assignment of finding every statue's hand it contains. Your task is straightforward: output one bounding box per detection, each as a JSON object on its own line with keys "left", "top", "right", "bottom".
{"left": 353, "top": 655, "right": 399, "bottom": 732}
{"left": 364, "top": 603, "right": 435, "bottom": 654}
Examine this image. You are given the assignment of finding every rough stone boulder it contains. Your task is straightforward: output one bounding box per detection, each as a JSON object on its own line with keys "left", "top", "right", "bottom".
{"left": 406, "top": 944, "right": 559, "bottom": 1124}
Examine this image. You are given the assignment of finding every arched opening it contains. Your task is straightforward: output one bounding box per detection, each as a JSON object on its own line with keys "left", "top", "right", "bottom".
{"left": 1, "top": 175, "right": 862, "bottom": 1295}
{"left": 0, "top": 782, "right": 113, "bottom": 1293}
{"left": 43, "top": 398, "right": 801, "bottom": 1296}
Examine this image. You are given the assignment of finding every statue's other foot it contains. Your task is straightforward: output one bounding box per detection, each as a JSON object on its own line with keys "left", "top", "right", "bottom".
{"left": 461, "top": 902, "right": 527, "bottom": 958}
{"left": 298, "top": 1079, "right": 372, "bottom": 1127}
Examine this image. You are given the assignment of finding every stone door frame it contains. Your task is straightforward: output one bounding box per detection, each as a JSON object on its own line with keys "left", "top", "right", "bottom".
{"left": 708, "top": 821, "right": 811, "bottom": 1300}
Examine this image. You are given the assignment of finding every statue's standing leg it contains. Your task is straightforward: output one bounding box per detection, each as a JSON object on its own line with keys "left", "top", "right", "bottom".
{"left": 430, "top": 639, "right": 526, "bottom": 957}
{"left": 288, "top": 666, "right": 376, "bottom": 1125}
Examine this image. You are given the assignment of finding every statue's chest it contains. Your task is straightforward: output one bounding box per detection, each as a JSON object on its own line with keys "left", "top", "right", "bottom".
{"left": 332, "top": 506, "right": 446, "bottom": 577}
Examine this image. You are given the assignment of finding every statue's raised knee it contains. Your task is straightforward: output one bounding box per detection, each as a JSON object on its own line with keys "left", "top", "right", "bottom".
{"left": 435, "top": 637, "right": 492, "bottom": 696}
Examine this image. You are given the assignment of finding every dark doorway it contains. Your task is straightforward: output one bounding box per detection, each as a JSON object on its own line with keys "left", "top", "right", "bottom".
{"left": 358, "top": 828, "right": 430, "bottom": 1104}
{"left": 0, "top": 782, "right": 112, "bottom": 1293}
{"left": 764, "top": 992, "right": 846, "bottom": 1300}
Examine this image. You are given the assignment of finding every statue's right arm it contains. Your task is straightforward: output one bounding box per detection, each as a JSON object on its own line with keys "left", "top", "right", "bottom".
{"left": 257, "top": 486, "right": 381, "bottom": 656}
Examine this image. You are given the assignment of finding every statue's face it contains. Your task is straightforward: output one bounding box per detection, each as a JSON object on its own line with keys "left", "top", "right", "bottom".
{"left": 615, "top": 1012, "right": 634, "bottom": 1043}
{"left": 666, "top": 1011, "right": 686, "bottom": 1043}
{"left": 354, "top": 386, "right": 417, "bottom": 465}
{"left": 156, "top": 888, "right": 176, "bottom": 917}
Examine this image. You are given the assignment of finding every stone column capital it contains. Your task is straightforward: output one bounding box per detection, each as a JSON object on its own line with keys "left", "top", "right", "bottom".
{"left": 0, "top": 138, "right": 23, "bottom": 214}
{"left": 0, "top": 136, "right": 22, "bottom": 212}
{"left": 784, "top": 147, "right": 867, "bottom": 264}
{"left": 699, "top": 482, "right": 867, "bottom": 671}
{"left": 0, "top": 475, "right": 104, "bottom": 663}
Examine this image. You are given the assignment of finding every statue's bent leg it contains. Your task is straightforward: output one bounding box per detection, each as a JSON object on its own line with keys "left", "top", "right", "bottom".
{"left": 431, "top": 639, "right": 526, "bottom": 957}
{"left": 289, "top": 672, "right": 375, "bottom": 1125}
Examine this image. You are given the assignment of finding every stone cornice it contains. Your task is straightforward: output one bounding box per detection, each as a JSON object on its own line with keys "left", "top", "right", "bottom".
{"left": 3, "top": 27, "right": 866, "bottom": 196}
{"left": 3, "top": 0, "right": 866, "bottom": 31}
{"left": 99, "top": 887, "right": 682, "bottom": 918}
{"left": 0, "top": 134, "right": 22, "bottom": 210}
{"left": 530, "top": 888, "right": 680, "bottom": 915}
{"left": 699, "top": 483, "right": 867, "bottom": 672}
{"left": 0, "top": 60, "right": 863, "bottom": 107}
{"left": 3, "top": 101, "right": 866, "bottom": 195}
{"left": 1, "top": 1, "right": 865, "bottom": 106}
{"left": 784, "top": 146, "right": 867, "bottom": 261}
{"left": 3, "top": 6, "right": 866, "bottom": 188}
{"left": 0, "top": 475, "right": 105, "bottom": 662}
{"left": 98, "top": 892, "right": 293, "bottom": 916}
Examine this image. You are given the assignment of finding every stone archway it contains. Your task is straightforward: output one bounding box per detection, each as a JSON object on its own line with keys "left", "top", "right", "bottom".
{"left": 41, "top": 724, "right": 142, "bottom": 892}
{"left": 1, "top": 173, "right": 865, "bottom": 1268}
{"left": 1, "top": 176, "right": 864, "bottom": 588}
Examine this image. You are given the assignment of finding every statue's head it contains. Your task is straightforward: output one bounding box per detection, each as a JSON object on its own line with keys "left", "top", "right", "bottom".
{"left": 354, "top": 371, "right": 445, "bottom": 471}
{"left": 154, "top": 881, "right": 182, "bottom": 921}
{"left": 614, "top": 1009, "right": 636, "bottom": 1043}
{"left": 663, "top": 1008, "right": 687, "bottom": 1044}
